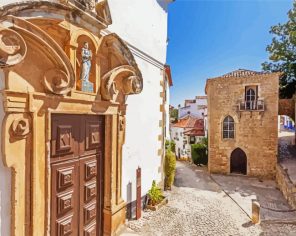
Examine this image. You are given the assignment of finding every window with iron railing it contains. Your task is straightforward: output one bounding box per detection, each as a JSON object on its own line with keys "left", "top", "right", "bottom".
{"left": 238, "top": 86, "right": 265, "bottom": 111}
{"left": 238, "top": 99, "right": 265, "bottom": 111}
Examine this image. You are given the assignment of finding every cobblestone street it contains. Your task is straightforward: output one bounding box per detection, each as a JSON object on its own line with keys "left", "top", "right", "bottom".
{"left": 278, "top": 129, "right": 296, "bottom": 185}
{"left": 122, "top": 161, "right": 296, "bottom": 236}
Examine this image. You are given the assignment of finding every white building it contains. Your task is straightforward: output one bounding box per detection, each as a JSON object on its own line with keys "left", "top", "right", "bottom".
{"left": 171, "top": 115, "right": 205, "bottom": 159}
{"left": 0, "top": 0, "right": 173, "bottom": 235}
{"left": 178, "top": 95, "right": 207, "bottom": 119}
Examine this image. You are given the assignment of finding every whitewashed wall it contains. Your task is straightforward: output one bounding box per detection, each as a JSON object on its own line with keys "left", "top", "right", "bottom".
{"left": 179, "top": 97, "right": 207, "bottom": 119}
{"left": 0, "top": 71, "right": 11, "bottom": 236}
{"left": 165, "top": 81, "right": 171, "bottom": 140}
{"left": 170, "top": 127, "right": 185, "bottom": 158}
{"left": 108, "top": 0, "right": 169, "bottom": 203}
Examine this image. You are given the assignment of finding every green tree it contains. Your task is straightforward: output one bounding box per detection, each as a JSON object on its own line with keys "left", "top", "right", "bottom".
{"left": 262, "top": 1, "right": 296, "bottom": 98}
{"left": 170, "top": 108, "right": 178, "bottom": 122}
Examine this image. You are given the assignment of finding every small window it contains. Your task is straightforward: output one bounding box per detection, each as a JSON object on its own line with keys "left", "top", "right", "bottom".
{"left": 246, "top": 88, "right": 256, "bottom": 101}
{"left": 223, "top": 116, "right": 234, "bottom": 139}
{"left": 190, "top": 136, "right": 195, "bottom": 144}
{"left": 245, "top": 86, "right": 258, "bottom": 110}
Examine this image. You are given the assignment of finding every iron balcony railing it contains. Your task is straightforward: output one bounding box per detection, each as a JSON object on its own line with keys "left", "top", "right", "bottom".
{"left": 238, "top": 99, "right": 265, "bottom": 111}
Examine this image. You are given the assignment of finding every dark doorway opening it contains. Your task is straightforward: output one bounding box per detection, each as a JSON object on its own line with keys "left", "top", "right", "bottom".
{"left": 230, "top": 148, "right": 247, "bottom": 175}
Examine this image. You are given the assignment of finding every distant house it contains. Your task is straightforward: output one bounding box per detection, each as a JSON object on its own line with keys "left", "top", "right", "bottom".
{"left": 178, "top": 96, "right": 207, "bottom": 119}
{"left": 171, "top": 115, "right": 205, "bottom": 159}
{"left": 206, "top": 69, "right": 281, "bottom": 178}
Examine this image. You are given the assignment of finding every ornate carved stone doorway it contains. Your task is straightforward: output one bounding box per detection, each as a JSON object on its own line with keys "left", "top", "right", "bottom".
{"left": 0, "top": 2, "right": 143, "bottom": 235}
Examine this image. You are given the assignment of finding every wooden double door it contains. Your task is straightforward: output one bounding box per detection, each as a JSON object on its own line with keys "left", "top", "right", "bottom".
{"left": 50, "top": 114, "right": 104, "bottom": 236}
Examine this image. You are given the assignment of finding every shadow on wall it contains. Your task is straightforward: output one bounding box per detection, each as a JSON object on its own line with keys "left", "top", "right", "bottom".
{"left": 156, "top": 0, "right": 169, "bottom": 12}
{"left": 126, "top": 182, "right": 132, "bottom": 219}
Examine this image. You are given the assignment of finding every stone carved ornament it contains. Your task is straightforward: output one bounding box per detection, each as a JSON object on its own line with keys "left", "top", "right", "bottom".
{"left": 76, "top": 0, "right": 112, "bottom": 25}
{"left": 101, "top": 65, "right": 143, "bottom": 102}
{"left": 0, "top": 16, "right": 75, "bottom": 95}
{"left": 78, "top": 0, "right": 96, "bottom": 10}
{"left": 11, "top": 118, "right": 30, "bottom": 138}
{"left": 0, "top": 28, "right": 27, "bottom": 67}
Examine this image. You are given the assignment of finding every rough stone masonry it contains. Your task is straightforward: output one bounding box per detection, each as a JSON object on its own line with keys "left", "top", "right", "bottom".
{"left": 206, "top": 70, "right": 281, "bottom": 179}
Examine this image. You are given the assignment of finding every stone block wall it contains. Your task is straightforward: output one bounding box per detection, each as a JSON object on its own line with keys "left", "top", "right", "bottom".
{"left": 206, "top": 73, "right": 279, "bottom": 179}
{"left": 276, "top": 164, "right": 296, "bottom": 209}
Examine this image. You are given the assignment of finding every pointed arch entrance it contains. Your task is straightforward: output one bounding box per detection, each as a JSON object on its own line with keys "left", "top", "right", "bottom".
{"left": 230, "top": 148, "right": 247, "bottom": 175}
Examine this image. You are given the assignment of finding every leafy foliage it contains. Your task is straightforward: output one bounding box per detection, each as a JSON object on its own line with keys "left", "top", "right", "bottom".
{"left": 148, "top": 180, "right": 163, "bottom": 206}
{"left": 165, "top": 140, "right": 176, "bottom": 153}
{"left": 164, "top": 150, "right": 176, "bottom": 190}
{"left": 170, "top": 108, "right": 179, "bottom": 122}
{"left": 191, "top": 143, "right": 208, "bottom": 166}
{"left": 262, "top": 2, "right": 296, "bottom": 98}
{"left": 170, "top": 140, "right": 176, "bottom": 153}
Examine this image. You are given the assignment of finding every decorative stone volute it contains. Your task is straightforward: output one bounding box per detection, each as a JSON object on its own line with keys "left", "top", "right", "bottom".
{"left": 101, "top": 65, "right": 143, "bottom": 102}
{"left": 0, "top": 16, "right": 75, "bottom": 95}
{"left": 11, "top": 117, "right": 30, "bottom": 138}
{"left": 98, "top": 33, "right": 143, "bottom": 102}
{"left": 0, "top": 28, "right": 27, "bottom": 67}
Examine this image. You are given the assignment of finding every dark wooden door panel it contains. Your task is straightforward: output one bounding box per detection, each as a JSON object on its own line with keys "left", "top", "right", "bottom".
{"left": 80, "top": 116, "right": 104, "bottom": 157}
{"left": 51, "top": 114, "right": 104, "bottom": 236}
{"left": 51, "top": 160, "right": 79, "bottom": 236}
{"left": 79, "top": 155, "right": 98, "bottom": 235}
{"left": 51, "top": 115, "right": 80, "bottom": 163}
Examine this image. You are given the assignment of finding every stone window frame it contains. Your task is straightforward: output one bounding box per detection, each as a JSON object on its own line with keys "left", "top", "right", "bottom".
{"left": 222, "top": 115, "right": 235, "bottom": 139}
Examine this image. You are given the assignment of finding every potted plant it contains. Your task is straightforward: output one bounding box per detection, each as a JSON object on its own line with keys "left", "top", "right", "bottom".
{"left": 146, "top": 180, "right": 168, "bottom": 211}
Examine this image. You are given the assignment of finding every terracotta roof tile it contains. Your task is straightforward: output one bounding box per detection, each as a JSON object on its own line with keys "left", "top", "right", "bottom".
{"left": 221, "top": 69, "right": 267, "bottom": 78}
{"left": 172, "top": 116, "right": 200, "bottom": 128}
{"left": 183, "top": 119, "right": 205, "bottom": 136}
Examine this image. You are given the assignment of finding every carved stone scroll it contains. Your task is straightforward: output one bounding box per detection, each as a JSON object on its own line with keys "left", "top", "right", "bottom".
{"left": 0, "top": 28, "right": 27, "bottom": 67}
{"left": 101, "top": 65, "right": 143, "bottom": 102}
{"left": 43, "top": 69, "right": 71, "bottom": 95}
{"left": 3, "top": 113, "right": 31, "bottom": 236}
{"left": 0, "top": 16, "right": 75, "bottom": 95}
{"left": 11, "top": 117, "right": 30, "bottom": 138}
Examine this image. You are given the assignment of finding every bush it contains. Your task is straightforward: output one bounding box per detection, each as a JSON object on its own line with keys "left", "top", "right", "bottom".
{"left": 170, "top": 140, "right": 176, "bottom": 153}
{"left": 164, "top": 150, "right": 176, "bottom": 190}
{"left": 165, "top": 140, "right": 170, "bottom": 150}
{"left": 165, "top": 140, "right": 176, "bottom": 153}
{"left": 148, "top": 180, "right": 163, "bottom": 206}
{"left": 191, "top": 143, "right": 208, "bottom": 165}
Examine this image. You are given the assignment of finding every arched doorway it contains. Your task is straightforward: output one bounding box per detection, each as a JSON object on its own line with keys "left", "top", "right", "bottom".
{"left": 230, "top": 148, "right": 247, "bottom": 175}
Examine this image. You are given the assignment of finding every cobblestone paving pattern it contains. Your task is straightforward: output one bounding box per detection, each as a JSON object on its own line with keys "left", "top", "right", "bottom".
{"left": 123, "top": 162, "right": 296, "bottom": 236}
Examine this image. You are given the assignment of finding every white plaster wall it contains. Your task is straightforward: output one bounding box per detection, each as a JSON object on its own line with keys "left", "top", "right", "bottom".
{"left": 108, "top": 0, "right": 168, "bottom": 63}
{"left": 0, "top": 70, "right": 11, "bottom": 236}
{"left": 107, "top": 0, "right": 169, "bottom": 203}
{"left": 165, "top": 82, "right": 171, "bottom": 140}
{"left": 171, "top": 127, "right": 186, "bottom": 158}
{"left": 122, "top": 58, "right": 163, "bottom": 203}
{"left": 179, "top": 99, "right": 207, "bottom": 119}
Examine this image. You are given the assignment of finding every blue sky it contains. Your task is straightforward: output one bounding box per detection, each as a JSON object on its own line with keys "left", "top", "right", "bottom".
{"left": 167, "top": 0, "right": 294, "bottom": 107}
